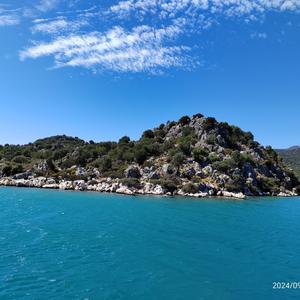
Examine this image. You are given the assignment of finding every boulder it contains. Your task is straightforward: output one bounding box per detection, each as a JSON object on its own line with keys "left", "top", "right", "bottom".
{"left": 116, "top": 185, "right": 134, "bottom": 195}
{"left": 74, "top": 180, "right": 87, "bottom": 191}
{"left": 59, "top": 181, "right": 73, "bottom": 190}
{"left": 13, "top": 171, "right": 33, "bottom": 180}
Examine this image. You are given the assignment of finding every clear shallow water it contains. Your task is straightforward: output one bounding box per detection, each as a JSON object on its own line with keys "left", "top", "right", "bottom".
{"left": 1, "top": 187, "right": 300, "bottom": 300}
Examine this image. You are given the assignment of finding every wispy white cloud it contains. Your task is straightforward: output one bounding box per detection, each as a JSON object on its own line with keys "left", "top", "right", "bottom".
{"left": 31, "top": 17, "right": 88, "bottom": 34}
{"left": 0, "top": 14, "right": 19, "bottom": 26}
{"left": 20, "top": 24, "right": 194, "bottom": 73}
{"left": 108, "top": 0, "right": 300, "bottom": 21}
{"left": 36, "top": 0, "right": 60, "bottom": 12}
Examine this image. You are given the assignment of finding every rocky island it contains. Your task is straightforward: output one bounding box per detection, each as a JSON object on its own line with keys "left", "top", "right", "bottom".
{"left": 0, "top": 114, "right": 299, "bottom": 199}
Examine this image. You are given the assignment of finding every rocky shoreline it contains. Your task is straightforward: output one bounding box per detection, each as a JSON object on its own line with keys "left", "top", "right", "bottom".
{"left": 0, "top": 175, "right": 298, "bottom": 199}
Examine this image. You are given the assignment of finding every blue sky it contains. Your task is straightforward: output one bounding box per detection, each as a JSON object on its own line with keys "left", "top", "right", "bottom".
{"left": 0, "top": 0, "right": 299, "bottom": 148}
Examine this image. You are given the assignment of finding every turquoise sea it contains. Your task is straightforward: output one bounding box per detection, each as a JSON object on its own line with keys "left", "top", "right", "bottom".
{"left": 1, "top": 187, "right": 300, "bottom": 300}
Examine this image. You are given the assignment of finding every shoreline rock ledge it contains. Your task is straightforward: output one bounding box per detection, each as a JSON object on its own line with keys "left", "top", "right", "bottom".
{"left": 0, "top": 175, "right": 298, "bottom": 199}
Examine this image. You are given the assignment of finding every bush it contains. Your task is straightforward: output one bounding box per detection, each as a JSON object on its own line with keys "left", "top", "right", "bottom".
{"left": 12, "top": 155, "right": 29, "bottom": 164}
{"left": 265, "top": 146, "right": 279, "bottom": 163}
{"left": 182, "top": 183, "right": 199, "bottom": 194}
{"left": 160, "top": 179, "right": 177, "bottom": 193}
{"left": 193, "top": 113, "right": 204, "bottom": 119}
{"left": 167, "top": 121, "right": 176, "bottom": 129}
{"left": 142, "top": 130, "right": 155, "bottom": 139}
{"left": 154, "top": 129, "right": 165, "bottom": 139}
{"left": 46, "top": 158, "right": 57, "bottom": 172}
{"left": 178, "top": 116, "right": 191, "bottom": 126}
{"left": 11, "top": 164, "right": 24, "bottom": 175}
{"left": 120, "top": 178, "right": 141, "bottom": 189}
{"left": 171, "top": 152, "right": 186, "bottom": 167}
{"left": 2, "top": 165, "right": 12, "bottom": 176}
{"left": 203, "top": 117, "right": 216, "bottom": 131}
{"left": 224, "top": 179, "right": 244, "bottom": 192}
{"left": 162, "top": 139, "right": 175, "bottom": 152}
{"left": 207, "top": 134, "right": 216, "bottom": 145}
{"left": 257, "top": 176, "right": 280, "bottom": 194}
{"left": 181, "top": 126, "right": 193, "bottom": 137}
{"left": 99, "top": 156, "right": 112, "bottom": 172}
{"left": 119, "top": 136, "right": 130, "bottom": 144}
{"left": 208, "top": 153, "right": 220, "bottom": 163}
{"left": 193, "top": 147, "right": 209, "bottom": 163}
{"left": 134, "top": 147, "right": 148, "bottom": 165}
{"left": 213, "top": 159, "right": 236, "bottom": 173}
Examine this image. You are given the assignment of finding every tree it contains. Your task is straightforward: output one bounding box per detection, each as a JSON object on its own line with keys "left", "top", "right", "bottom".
{"left": 119, "top": 136, "right": 130, "bottom": 144}
{"left": 134, "top": 147, "right": 148, "bottom": 165}
{"left": 100, "top": 156, "right": 112, "bottom": 172}
{"left": 178, "top": 116, "right": 191, "bottom": 126}
{"left": 203, "top": 117, "right": 216, "bottom": 131}
{"left": 142, "top": 130, "right": 154, "bottom": 139}
{"left": 2, "top": 165, "right": 12, "bottom": 176}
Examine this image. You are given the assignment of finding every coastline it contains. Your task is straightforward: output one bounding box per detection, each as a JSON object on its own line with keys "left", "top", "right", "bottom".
{"left": 0, "top": 176, "right": 298, "bottom": 200}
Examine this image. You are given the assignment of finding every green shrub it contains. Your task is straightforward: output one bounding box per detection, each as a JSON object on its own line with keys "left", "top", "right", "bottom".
{"left": 11, "top": 164, "right": 24, "bottom": 175}
{"left": 203, "top": 117, "right": 216, "bottom": 131}
{"left": 160, "top": 179, "right": 177, "bottom": 193}
{"left": 120, "top": 178, "right": 141, "bottom": 189}
{"left": 257, "top": 176, "right": 280, "bottom": 194}
{"left": 208, "top": 153, "right": 220, "bottom": 163}
{"left": 207, "top": 134, "right": 216, "bottom": 145}
{"left": 192, "top": 113, "right": 204, "bottom": 119}
{"left": 171, "top": 152, "right": 186, "bottom": 167}
{"left": 134, "top": 147, "right": 148, "bottom": 165}
{"left": 2, "top": 165, "right": 12, "bottom": 176}
{"left": 99, "top": 156, "right": 112, "bottom": 172}
{"left": 193, "top": 147, "right": 209, "bottom": 163}
{"left": 12, "top": 155, "right": 29, "bottom": 164}
{"left": 181, "top": 126, "right": 193, "bottom": 137}
{"left": 178, "top": 116, "right": 191, "bottom": 126}
{"left": 213, "top": 159, "right": 236, "bottom": 173}
{"left": 224, "top": 179, "right": 244, "bottom": 192}
{"left": 119, "top": 136, "right": 131, "bottom": 144}
{"left": 142, "top": 130, "right": 155, "bottom": 139}
{"left": 182, "top": 183, "right": 199, "bottom": 194}
{"left": 162, "top": 139, "right": 175, "bottom": 152}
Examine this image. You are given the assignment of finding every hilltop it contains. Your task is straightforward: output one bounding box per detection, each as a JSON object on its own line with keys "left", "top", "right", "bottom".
{"left": 0, "top": 114, "right": 299, "bottom": 198}
{"left": 277, "top": 146, "right": 300, "bottom": 179}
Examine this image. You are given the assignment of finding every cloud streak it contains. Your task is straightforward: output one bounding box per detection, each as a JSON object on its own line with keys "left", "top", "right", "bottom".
{"left": 31, "top": 17, "right": 88, "bottom": 34}
{"left": 109, "top": 0, "right": 300, "bottom": 19}
{"left": 0, "top": 14, "right": 19, "bottom": 26}
{"left": 21, "top": 24, "right": 194, "bottom": 73}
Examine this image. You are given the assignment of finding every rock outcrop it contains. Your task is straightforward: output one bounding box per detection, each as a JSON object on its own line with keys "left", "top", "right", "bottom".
{"left": 0, "top": 114, "right": 299, "bottom": 199}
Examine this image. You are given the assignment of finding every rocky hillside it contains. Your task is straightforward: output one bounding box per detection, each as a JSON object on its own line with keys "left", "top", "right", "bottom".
{"left": 0, "top": 114, "right": 299, "bottom": 198}
{"left": 277, "top": 146, "right": 300, "bottom": 179}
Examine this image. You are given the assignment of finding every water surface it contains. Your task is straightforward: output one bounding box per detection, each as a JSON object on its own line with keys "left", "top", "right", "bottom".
{"left": 1, "top": 187, "right": 300, "bottom": 300}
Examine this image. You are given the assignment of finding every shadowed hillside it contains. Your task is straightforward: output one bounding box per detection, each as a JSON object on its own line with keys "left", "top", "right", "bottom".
{"left": 277, "top": 147, "right": 300, "bottom": 179}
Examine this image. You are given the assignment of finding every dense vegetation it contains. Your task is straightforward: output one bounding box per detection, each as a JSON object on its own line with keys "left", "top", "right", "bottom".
{"left": 0, "top": 114, "right": 299, "bottom": 196}
{"left": 277, "top": 147, "right": 300, "bottom": 179}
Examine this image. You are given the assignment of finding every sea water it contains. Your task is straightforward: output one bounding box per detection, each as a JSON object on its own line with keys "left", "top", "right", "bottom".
{"left": 1, "top": 186, "right": 300, "bottom": 300}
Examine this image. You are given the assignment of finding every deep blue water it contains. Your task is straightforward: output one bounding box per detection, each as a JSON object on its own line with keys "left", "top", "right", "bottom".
{"left": 1, "top": 187, "right": 300, "bottom": 300}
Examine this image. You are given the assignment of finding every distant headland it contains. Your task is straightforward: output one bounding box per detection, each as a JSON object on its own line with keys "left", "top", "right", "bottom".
{"left": 0, "top": 114, "right": 299, "bottom": 199}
